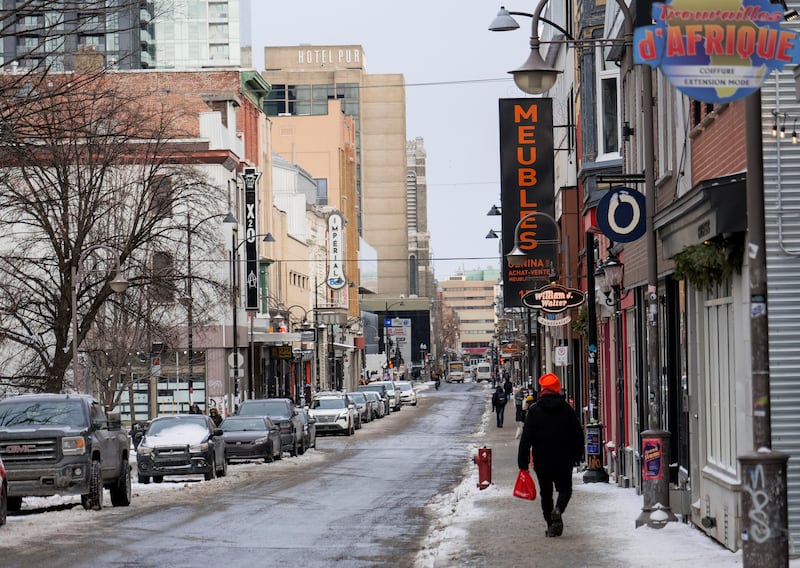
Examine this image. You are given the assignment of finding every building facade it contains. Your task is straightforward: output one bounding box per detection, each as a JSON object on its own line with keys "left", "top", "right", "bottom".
{"left": 261, "top": 44, "right": 410, "bottom": 298}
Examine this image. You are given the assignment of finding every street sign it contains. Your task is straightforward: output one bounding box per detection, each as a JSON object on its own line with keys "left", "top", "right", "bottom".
{"left": 555, "top": 346, "right": 569, "bottom": 366}
{"left": 597, "top": 187, "right": 646, "bottom": 243}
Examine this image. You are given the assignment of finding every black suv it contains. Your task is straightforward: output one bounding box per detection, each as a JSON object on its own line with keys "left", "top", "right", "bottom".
{"left": 237, "top": 399, "right": 305, "bottom": 457}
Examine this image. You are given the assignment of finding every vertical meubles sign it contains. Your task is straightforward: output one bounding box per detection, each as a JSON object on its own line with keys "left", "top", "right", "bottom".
{"left": 499, "top": 98, "right": 556, "bottom": 309}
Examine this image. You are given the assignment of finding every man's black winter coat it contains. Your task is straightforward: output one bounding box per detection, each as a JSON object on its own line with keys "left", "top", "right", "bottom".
{"left": 517, "top": 392, "right": 583, "bottom": 473}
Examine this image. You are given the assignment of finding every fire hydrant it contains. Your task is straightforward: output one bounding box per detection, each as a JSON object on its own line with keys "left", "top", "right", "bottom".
{"left": 474, "top": 446, "right": 492, "bottom": 489}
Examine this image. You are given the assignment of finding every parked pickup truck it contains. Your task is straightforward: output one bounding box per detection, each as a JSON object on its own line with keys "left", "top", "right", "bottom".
{"left": 0, "top": 393, "right": 132, "bottom": 511}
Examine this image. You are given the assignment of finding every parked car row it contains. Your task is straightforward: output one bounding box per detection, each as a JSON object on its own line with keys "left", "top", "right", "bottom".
{"left": 134, "top": 397, "right": 318, "bottom": 485}
{"left": 308, "top": 380, "right": 420, "bottom": 438}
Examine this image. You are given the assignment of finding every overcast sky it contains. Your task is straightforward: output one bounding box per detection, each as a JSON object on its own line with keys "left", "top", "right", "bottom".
{"left": 246, "top": 0, "right": 533, "bottom": 280}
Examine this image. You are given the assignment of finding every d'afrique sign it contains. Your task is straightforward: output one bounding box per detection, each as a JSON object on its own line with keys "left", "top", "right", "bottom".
{"left": 634, "top": 0, "right": 800, "bottom": 103}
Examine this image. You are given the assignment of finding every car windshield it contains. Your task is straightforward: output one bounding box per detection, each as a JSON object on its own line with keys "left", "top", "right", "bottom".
{"left": 0, "top": 400, "right": 86, "bottom": 428}
{"left": 145, "top": 418, "right": 208, "bottom": 443}
{"left": 221, "top": 418, "right": 267, "bottom": 432}
{"left": 311, "top": 398, "right": 346, "bottom": 410}
{"left": 347, "top": 393, "right": 366, "bottom": 403}
{"left": 359, "top": 385, "right": 382, "bottom": 394}
{"left": 396, "top": 382, "right": 411, "bottom": 390}
{"left": 239, "top": 400, "right": 290, "bottom": 419}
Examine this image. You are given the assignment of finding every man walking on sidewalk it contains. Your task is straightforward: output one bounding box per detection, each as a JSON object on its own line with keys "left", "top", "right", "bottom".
{"left": 491, "top": 385, "right": 508, "bottom": 428}
{"left": 517, "top": 373, "right": 584, "bottom": 537}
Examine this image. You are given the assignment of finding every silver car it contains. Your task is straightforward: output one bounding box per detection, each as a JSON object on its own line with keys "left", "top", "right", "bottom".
{"left": 394, "top": 381, "right": 417, "bottom": 406}
{"left": 370, "top": 381, "right": 402, "bottom": 412}
{"left": 363, "top": 391, "right": 386, "bottom": 419}
{"left": 346, "top": 391, "right": 373, "bottom": 423}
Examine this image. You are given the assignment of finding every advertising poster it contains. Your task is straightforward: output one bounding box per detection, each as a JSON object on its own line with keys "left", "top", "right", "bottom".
{"left": 642, "top": 437, "right": 664, "bottom": 480}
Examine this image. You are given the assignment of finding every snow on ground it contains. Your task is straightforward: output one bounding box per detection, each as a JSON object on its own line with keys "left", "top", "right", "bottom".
{"left": 1, "top": 448, "right": 327, "bottom": 547}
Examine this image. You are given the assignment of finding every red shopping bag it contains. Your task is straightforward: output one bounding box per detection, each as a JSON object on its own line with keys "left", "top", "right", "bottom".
{"left": 513, "top": 469, "right": 537, "bottom": 500}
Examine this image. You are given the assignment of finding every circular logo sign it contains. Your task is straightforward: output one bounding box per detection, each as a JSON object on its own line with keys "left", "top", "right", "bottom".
{"left": 597, "top": 187, "right": 646, "bottom": 243}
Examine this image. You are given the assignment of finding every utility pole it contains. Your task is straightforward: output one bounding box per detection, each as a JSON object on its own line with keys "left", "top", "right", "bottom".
{"left": 738, "top": 89, "right": 788, "bottom": 567}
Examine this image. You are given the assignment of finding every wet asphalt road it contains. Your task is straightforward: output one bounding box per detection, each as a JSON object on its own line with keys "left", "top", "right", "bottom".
{"left": 4, "top": 382, "right": 486, "bottom": 568}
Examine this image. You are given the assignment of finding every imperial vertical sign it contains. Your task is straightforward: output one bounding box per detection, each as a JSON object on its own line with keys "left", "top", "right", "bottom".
{"left": 327, "top": 213, "right": 346, "bottom": 289}
{"left": 499, "top": 98, "right": 556, "bottom": 308}
{"left": 241, "top": 167, "right": 260, "bottom": 311}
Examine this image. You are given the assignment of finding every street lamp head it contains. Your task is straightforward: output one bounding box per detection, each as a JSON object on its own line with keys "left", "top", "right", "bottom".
{"left": 602, "top": 255, "right": 625, "bottom": 288}
{"left": 487, "top": 204, "right": 502, "bottom": 216}
{"left": 222, "top": 211, "right": 238, "bottom": 224}
{"left": 510, "top": 47, "right": 562, "bottom": 94}
{"left": 594, "top": 264, "right": 610, "bottom": 294}
{"left": 109, "top": 272, "right": 129, "bottom": 294}
{"left": 488, "top": 7, "right": 520, "bottom": 31}
{"left": 505, "top": 245, "right": 529, "bottom": 266}
{"left": 262, "top": 232, "right": 276, "bottom": 242}
{"left": 486, "top": 229, "right": 500, "bottom": 239}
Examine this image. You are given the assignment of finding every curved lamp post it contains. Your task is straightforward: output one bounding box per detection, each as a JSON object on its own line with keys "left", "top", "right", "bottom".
{"left": 595, "top": 253, "right": 629, "bottom": 488}
{"left": 505, "top": 210, "right": 561, "bottom": 269}
{"left": 72, "top": 244, "right": 128, "bottom": 394}
{"left": 224, "top": 210, "right": 275, "bottom": 410}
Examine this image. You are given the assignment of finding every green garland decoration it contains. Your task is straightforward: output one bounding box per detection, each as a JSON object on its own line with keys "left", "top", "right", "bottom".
{"left": 671, "top": 234, "right": 744, "bottom": 292}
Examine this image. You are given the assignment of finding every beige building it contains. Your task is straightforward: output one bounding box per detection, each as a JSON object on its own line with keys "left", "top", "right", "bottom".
{"left": 261, "top": 45, "right": 409, "bottom": 297}
{"left": 438, "top": 270, "right": 501, "bottom": 363}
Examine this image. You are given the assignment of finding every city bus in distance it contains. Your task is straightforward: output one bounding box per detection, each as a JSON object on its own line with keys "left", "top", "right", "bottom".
{"left": 447, "top": 361, "right": 464, "bottom": 383}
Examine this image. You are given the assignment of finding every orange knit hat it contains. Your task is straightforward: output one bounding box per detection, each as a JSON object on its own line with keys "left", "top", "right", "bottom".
{"left": 538, "top": 373, "right": 561, "bottom": 393}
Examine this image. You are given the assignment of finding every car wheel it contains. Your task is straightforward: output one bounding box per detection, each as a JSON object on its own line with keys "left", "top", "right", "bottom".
{"left": 298, "top": 436, "right": 306, "bottom": 455}
{"left": 138, "top": 475, "right": 150, "bottom": 485}
{"left": 274, "top": 445, "right": 283, "bottom": 461}
{"left": 289, "top": 435, "right": 299, "bottom": 457}
{"left": 0, "top": 481, "right": 7, "bottom": 526}
{"left": 81, "top": 460, "right": 103, "bottom": 511}
{"left": 7, "top": 496, "right": 22, "bottom": 513}
{"left": 204, "top": 465, "right": 215, "bottom": 481}
{"left": 265, "top": 441, "right": 274, "bottom": 463}
{"left": 109, "top": 459, "right": 132, "bottom": 507}
{"left": 153, "top": 476, "right": 164, "bottom": 484}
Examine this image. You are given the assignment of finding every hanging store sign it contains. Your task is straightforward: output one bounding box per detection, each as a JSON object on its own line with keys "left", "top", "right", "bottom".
{"left": 326, "top": 213, "right": 346, "bottom": 289}
{"left": 241, "top": 167, "right": 260, "bottom": 311}
{"left": 498, "top": 98, "right": 556, "bottom": 308}
{"left": 597, "top": 187, "right": 646, "bottom": 243}
{"left": 634, "top": 0, "right": 800, "bottom": 103}
{"left": 522, "top": 284, "right": 585, "bottom": 314}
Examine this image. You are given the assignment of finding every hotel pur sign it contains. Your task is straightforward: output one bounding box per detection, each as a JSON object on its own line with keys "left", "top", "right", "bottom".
{"left": 634, "top": 0, "right": 800, "bottom": 104}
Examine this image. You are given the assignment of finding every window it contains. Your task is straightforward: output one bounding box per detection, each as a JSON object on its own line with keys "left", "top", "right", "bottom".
{"left": 596, "top": 50, "right": 621, "bottom": 159}
{"left": 657, "top": 74, "right": 675, "bottom": 179}
{"left": 150, "top": 175, "right": 174, "bottom": 216}
{"left": 314, "top": 178, "right": 328, "bottom": 206}
{"left": 150, "top": 251, "right": 175, "bottom": 304}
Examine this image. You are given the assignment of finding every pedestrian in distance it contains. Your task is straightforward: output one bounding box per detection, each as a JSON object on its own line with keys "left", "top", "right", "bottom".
{"left": 514, "top": 387, "right": 525, "bottom": 422}
{"left": 491, "top": 385, "right": 508, "bottom": 428}
{"left": 503, "top": 376, "right": 513, "bottom": 400}
{"left": 189, "top": 403, "right": 202, "bottom": 415}
{"left": 209, "top": 406, "right": 223, "bottom": 427}
{"left": 517, "top": 373, "right": 584, "bottom": 538}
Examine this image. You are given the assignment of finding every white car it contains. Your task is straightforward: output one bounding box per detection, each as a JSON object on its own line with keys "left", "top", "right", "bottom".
{"left": 309, "top": 396, "right": 356, "bottom": 436}
{"left": 394, "top": 381, "right": 417, "bottom": 406}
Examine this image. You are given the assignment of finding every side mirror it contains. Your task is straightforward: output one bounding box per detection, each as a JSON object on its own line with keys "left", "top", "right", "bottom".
{"left": 213, "top": 428, "right": 224, "bottom": 437}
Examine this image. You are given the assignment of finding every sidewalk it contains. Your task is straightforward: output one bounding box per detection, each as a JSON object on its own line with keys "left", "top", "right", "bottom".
{"left": 417, "top": 397, "right": 747, "bottom": 568}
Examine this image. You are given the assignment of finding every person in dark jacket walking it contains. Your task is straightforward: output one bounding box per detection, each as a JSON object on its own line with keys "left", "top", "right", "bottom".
{"left": 491, "top": 386, "right": 508, "bottom": 427}
{"left": 517, "top": 373, "right": 584, "bottom": 537}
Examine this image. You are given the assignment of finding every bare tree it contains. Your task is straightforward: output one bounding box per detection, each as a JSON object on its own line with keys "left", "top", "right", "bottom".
{"left": 0, "top": 67, "right": 228, "bottom": 394}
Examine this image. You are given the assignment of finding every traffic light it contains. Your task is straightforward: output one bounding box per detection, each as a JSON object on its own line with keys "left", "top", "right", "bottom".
{"left": 389, "top": 360, "right": 393, "bottom": 369}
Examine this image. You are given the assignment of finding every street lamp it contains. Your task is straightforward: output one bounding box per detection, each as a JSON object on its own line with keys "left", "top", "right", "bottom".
{"left": 224, "top": 211, "right": 275, "bottom": 412}
{"left": 72, "top": 245, "right": 128, "bottom": 394}
{"left": 505, "top": 210, "right": 561, "bottom": 267}
{"left": 595, "top": 253, "right": 628, "bottom": 487}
